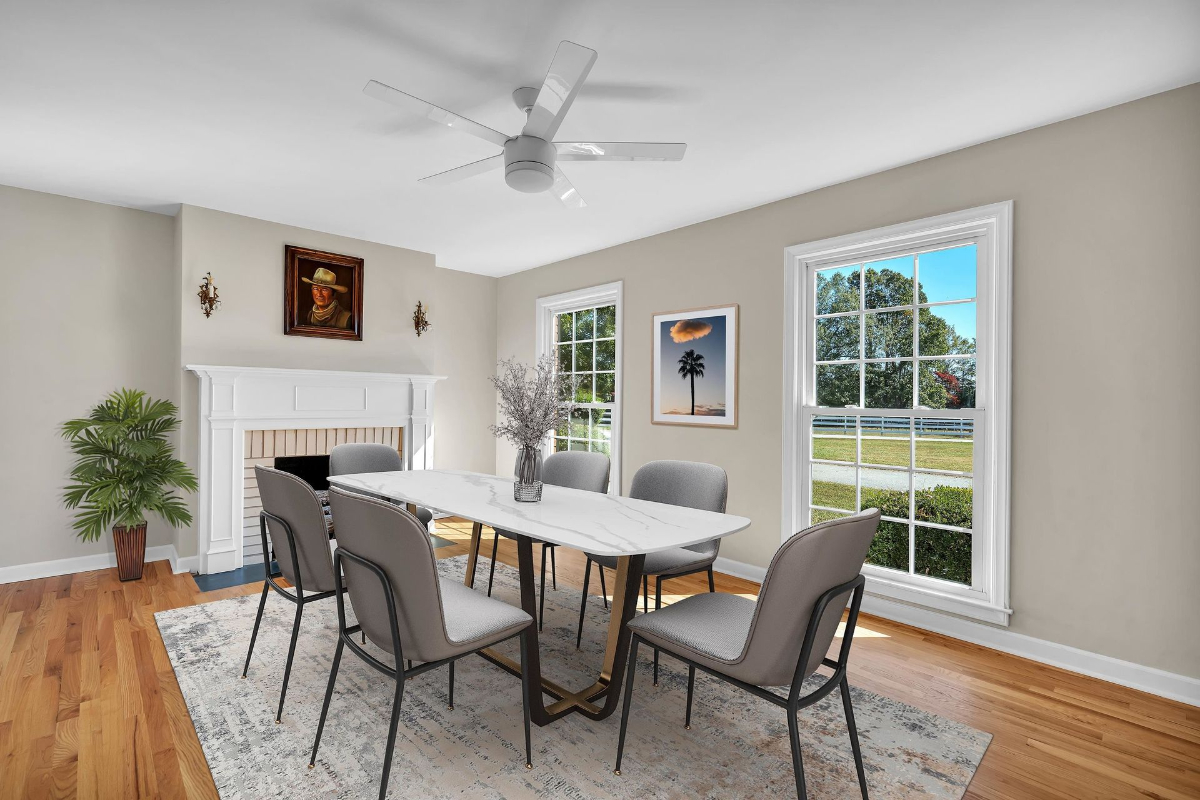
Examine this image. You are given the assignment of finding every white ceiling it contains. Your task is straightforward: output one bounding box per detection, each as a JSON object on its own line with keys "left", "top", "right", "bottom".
{"left": 2, "top": 1, "right": 1198, "bottom": 276}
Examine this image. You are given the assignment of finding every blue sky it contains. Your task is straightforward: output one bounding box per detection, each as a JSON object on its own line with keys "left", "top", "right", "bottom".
{"left": 917, "top": 245, "right": 976, "bottom": 340}
{"left": 659, "top": 314, "right": 728, "bottom": 415}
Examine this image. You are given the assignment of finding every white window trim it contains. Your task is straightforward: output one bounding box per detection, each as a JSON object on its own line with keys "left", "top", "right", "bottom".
{"left": 782, "top": 203, "right": 1013, "bottom": 626}
{"left": 535, "top": 281, "right": 623, "bottom": 493}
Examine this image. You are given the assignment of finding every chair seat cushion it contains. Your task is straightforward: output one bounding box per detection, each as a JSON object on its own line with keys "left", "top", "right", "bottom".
{"left": 437, "top": 578, "right": 532, "bottom": 650}
{"left": 627, "top": 591, "right": 755, "bottom": 665}
{"left": 591, "top": 546, "right": 715, "bottom": 577}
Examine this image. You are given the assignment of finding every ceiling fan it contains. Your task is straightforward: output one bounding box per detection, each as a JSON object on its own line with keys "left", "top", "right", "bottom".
{"left": 363, "top": 41, "right": 686, "bottom": 208}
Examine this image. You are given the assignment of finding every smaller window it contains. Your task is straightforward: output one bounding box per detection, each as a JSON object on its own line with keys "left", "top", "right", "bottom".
{"left": 536, "top": 283, "right": 623, "bottom": 491}
{"left": 551, "top": 303, "right": 617, "bottom": 457}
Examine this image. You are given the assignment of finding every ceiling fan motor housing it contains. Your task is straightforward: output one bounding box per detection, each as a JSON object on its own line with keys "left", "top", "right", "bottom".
{"left": 504, "top": 135, "right": 556, "bottom": 193}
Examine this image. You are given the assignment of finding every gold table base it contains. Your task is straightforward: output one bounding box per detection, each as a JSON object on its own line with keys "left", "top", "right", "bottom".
{"left": 460, "top": 519, "right": 645, "bottom": 725}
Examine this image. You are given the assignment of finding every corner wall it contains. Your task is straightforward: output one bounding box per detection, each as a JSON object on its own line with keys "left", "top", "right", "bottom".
{"left": 0, "top": 184, "right": 178, "bottom": 570}
{"left": 174, "top": 205, "right": 498, "bottom": 559}
{"left": 0, "top": 191, "right": 499, "bottom": 576}
{"left": 495, "top": 83, "right": 1200, "bottom": 680}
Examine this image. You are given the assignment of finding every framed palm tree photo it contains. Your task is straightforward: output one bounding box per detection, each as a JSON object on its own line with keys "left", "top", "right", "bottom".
{"left": 652, "top": 304, "right": 738, "bottom": 428}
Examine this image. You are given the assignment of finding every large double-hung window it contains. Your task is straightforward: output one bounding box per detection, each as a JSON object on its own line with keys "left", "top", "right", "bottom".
{"left": 784, "top": 205, "right": 1012, "bottom": 624}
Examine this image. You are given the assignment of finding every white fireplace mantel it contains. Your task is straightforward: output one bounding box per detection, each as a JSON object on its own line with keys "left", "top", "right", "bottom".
{"left": 186, "top": 365, "right": 446, "bottom": 574}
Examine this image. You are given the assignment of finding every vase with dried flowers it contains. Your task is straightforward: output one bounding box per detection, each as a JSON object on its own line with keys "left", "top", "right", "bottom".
{"left": 489, "top": 356, "right": 577, "bottom": 502}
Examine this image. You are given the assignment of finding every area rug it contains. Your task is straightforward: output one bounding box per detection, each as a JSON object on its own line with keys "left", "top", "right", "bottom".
{"left": 155, "top": 556, "right": 990, "bottom": 799}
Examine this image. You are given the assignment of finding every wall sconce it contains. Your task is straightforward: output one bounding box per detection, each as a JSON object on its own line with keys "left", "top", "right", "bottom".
{"left": 197, "top": 272, "right": 221, "bottom": 318}
{"left": 413, "top": 301, "right": 431, "bottom": 337}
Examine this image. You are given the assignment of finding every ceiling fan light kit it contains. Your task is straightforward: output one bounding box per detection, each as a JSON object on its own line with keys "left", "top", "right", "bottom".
{"left": 504, "top": 135, "right": 556, "bottom": 193}
{"left": 364, "top": 41, "right": 686, "bottom": 207}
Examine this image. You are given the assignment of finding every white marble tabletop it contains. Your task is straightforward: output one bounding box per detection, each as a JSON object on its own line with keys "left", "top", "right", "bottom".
{"left": 326, "top": 469, "right": 751, "bottom": 558}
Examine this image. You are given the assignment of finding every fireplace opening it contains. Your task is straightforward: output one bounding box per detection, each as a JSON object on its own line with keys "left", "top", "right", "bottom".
{"left": 273, "top": 454, "right": 330, "bottom": 491}
{"left": 243, "top": 427, "right": 403, "bottom": 567}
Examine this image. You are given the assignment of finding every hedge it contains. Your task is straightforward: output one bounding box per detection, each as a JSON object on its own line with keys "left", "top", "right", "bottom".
{"left": 811, "top": 481, "right": 973, "bottom": 585}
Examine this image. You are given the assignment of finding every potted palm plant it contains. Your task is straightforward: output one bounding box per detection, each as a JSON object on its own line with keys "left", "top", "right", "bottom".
{"left": 61, "top": 389, "right": 198, "bottom": 581}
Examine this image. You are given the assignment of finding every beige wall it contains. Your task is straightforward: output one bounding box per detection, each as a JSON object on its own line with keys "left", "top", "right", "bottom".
{"left": 174, "top": 205, "right": 497, "bottom": 557}
{"left": 497, "top": 84, "right": 1200, "bottom": 678}
{"left": 0, "top": 184, "right": 178, "bottom": 568}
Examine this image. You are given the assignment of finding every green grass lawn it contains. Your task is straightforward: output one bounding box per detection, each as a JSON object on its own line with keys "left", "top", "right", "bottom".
{"left": 811, "top": 479, "right": 857, "bottom": 511}
{"left": 813, "top": 436, "right": 972, "bottom": 472}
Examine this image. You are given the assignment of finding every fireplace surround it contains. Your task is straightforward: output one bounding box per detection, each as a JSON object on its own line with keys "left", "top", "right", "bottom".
{"left": 186, "top": 365, "right": 444, "bottom": 574}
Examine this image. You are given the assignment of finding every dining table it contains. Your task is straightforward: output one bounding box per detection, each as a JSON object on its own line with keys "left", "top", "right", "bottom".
{"left": 325, "top": 468, "right": 751, "bottom": 726}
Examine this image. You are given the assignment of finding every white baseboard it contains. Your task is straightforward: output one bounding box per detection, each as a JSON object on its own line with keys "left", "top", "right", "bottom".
{"left": 173, "top": 554, "right": 200, "bottom": 575}
{"left": 713, "top": 556, "right": 767, "bottom": 583}
{"left": 0, "top": 544, "right": 192, "bottom": 584}
{"left": 712, "top": 556, "right": 1200, "bottom": 708}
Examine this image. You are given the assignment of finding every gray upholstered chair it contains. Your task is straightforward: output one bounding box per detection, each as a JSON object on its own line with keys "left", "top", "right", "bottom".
{"left": 614, "top": 508, "right": 881, "bottom": 800}
{"left": 576, "top": 460, "right": 727, "bottom": 685}
{"left": 328, "top": 442, "right": 434, "bottom": 528}
{"left": 486, "top": 450, "right": 611, "bottom": 629}
{"left": 242, "top": 465, "right": 344, "bottom": 723}
{"left": 311, "top": 487, "right": 536, "bottom": 800}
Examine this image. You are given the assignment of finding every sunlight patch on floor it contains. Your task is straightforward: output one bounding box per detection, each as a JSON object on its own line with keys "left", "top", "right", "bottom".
{"left": 837, "top": 620, "right": 889, "bottom": 638}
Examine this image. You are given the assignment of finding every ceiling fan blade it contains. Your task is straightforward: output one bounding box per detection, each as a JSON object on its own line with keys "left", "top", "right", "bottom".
{"left": 363, "top": 80, "right": 510, "bottom": 148}
{"left": 550, "top": 167, "right": 586, "bottom": 208}
{"left": 555, "top": 142, "right": 687, "bottom": 162}
{"left": 418, "top": 155, "right": 504, "bottom": 186}
{"left": 522, "top": 41, "right": 597, "bottom": 141}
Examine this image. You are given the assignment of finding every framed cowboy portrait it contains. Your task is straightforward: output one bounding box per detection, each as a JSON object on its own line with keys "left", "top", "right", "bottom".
{"left": 283, "top": 245, "right": 364, "bottom": 341}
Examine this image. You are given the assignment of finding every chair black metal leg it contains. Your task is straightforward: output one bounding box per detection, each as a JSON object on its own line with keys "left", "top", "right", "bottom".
{"left": 613, "top": 637, "right": 641, "bottom": 776}
{"left": 550, "top": 545, "right": 557, "bottom": 590}
{"left": 685, "top": 664, "right": 695, "bottom": 729}
{"left": 241, "top": 583, "right": 269, "bottom": 678}
{"left": 448, "top": 660, "right": 455, "bottom": 710}
{"left": 598, "top": 563, "right": 608, "bottom": 609}
{"left": 841, "top": 676, "right": 869, "bottom": 799}
{"left": 275, "top": 602, "right": 304, "bottom": 723}
{"left": 377, "top": 673, "right": 406, "bottom": 800}
{"left": 576, "top": 558, "right": 592, "bottom": 649}
{"left": 519, "top": 628, "right": 534, "bottom": 769}
{"left": 539, "top": 544, "right": 548, "bottom": 631}
{"left": 653, "top": 577, "right": 663, "bottom": 685}
{"left": 308, "top": 635, "right": 344, "bottom": 767}
{"left": 787, "top": 709, "right": 809, "bottom": 800}
{"left": 642, "top": 575, "right": 649, "bottom": 614}
{"left": 487, "top": 530, "right": 500, "bottom": 597}
{"left": 707, "top": 567, "right": 716, "bottom": 593}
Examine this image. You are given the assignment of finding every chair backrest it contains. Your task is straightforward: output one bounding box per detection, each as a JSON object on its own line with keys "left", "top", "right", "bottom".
{"left": 254, "top": 465, "right": 339, "bottom": 593}
{"left": 326, "top": 486, "right": 457, "bottom": 662}
{"left": 542, "top": 450, "right": 610, "bottom": 493}
{"left": 738, "top": 509, "right": 880, "bottom": 687}
{"left": 629, "top": 460, "right": 728, "bottom": 557}
{"left": 329, "top": 442, "right": 403, "bottom": 476}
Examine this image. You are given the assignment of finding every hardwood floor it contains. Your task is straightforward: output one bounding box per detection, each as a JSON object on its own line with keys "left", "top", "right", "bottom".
{"left": 1, "top": 518, "right": 1197, "bottom": 798}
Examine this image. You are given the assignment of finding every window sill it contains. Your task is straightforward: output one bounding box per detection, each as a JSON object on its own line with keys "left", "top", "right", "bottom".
{"left": 863, "top": 569, "right": 1012, "bottom": 626}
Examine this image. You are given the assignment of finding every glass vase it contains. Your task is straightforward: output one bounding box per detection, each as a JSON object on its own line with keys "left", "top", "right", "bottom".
{"left": 514, "top": 446, "right": 543, "bottom": 502}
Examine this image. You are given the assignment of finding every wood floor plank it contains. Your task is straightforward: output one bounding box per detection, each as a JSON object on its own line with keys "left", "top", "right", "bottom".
{"left": 49, "top": 715, "right": 80, "bottom": 798}
{"left": 75, "top": 699, "right": 99, "bottom": 800}
{"left": 159, "top": 668, "right": 219, "bottom": 800}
